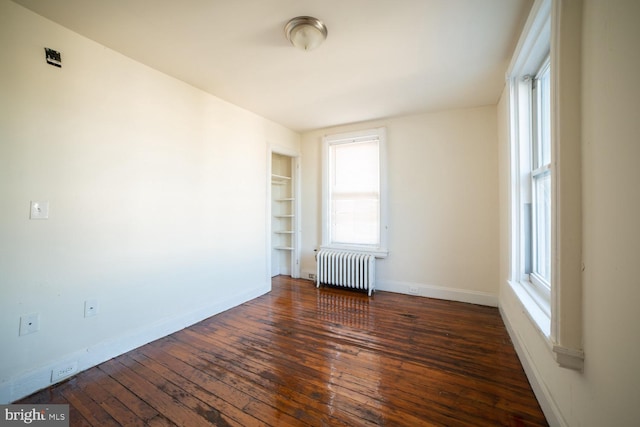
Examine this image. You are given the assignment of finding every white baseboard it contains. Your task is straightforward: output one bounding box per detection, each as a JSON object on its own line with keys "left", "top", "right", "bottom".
{"left": 309, "top": 274, "right": 497, "bottom": 306}
{"left": 0, "top": 282, "right": 270, "bottom": 404}
{"left": 499, "top": 301, "right": 565, "bottom": 427}
{"left": 376, "top": 279, "right": 498, "bottom": 307}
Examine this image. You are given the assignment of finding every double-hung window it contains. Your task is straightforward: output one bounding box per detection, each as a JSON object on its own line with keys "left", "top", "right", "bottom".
{"left": 511, "top": 58, "right": 553, "bottom": 327}
{"left": 508, "top": 0, "right": 584, "bottom": 370}
{"left": 322, "top": 128, "right": 388, "bottom": 257}
{"left": 507, "top": 0, "right": 552, "bottom": 334}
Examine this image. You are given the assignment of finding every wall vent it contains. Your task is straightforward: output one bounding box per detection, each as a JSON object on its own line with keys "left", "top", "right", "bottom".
{"left": 45, "top": 47, "right": 61, "bottom": 67}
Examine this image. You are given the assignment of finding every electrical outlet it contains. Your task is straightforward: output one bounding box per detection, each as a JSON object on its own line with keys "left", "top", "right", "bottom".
{"left": 19, "top": 313, "right": 40, "bottom": 336}
{"left": 51, "top": 361, "right": 77, "bottom": 382}
{"left": 84, "top": 299, "right": 98, "bottom": 317}
{"left": 408, "top": 286, "right": 419, "bottom": 295}
{"left": 308, "top": 273, "right": 316, "bottom": 281}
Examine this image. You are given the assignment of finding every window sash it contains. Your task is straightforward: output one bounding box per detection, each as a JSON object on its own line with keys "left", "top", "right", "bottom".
{"left": 321, "top": 127, "right": 388, "bottom": 256}
{"left": 331, "top": 198, "right": 380, "bottom": 245}
{"left": 532, "top": 168, "right": 551, "bottom": 287}
{"left": 510, "top": 55, "right": 552, "bottom": 321}
{"left": 533, "top": 58, "right": 551, "bottom": 169}
{"left": 530, "top": 57, "right": 552, "bottom": 290}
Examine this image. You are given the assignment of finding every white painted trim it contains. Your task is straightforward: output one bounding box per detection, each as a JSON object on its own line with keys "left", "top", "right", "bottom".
{"left": 319, "top": 245, "right": 388, "bottom": 259}
{"left": 548, "top": 0, "right": 584, "bottom": 363}
{"left": 292, "top": 155, "right": 302, "bottom": 278}
{"left": 552, "top": 344, "right": 584, "bottom": 371}
{"left": 509, "top": 280, "right": 551, "bottom": 336}
{"left": 500, "top": 295, "right": 566, "bottom": 427}
{"left": 0, "top": 282, "right": 270, "bottom": 404}
{"left": 306, "top": 275, "right": 496, "bottom": 307}
{"left": 266, "top": 146, "right": 274, "bottom": 281}
{"left": 507, "top": 0, "right": 552, "bottom": 78}
{"left": 376, "top": 279, "right": 498, "bottom": 307}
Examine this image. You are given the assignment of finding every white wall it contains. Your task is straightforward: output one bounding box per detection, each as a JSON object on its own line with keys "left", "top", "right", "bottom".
{"left": 499, "top": 1, "right": 640, "bottom": 425}
{"left": 301, "top": 106, "right": 500, "bottom": 306}
{"left": 0, "top": 0, "right": 300, "bottom": 403}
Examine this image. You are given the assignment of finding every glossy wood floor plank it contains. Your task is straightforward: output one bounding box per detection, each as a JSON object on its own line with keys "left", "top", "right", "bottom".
{"left": 18, "top": 276, "right": 548, "bottom": 426}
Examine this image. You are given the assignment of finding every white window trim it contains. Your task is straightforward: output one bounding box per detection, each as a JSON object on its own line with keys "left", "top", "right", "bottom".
{"left": 321, "top": 127, "right": 389, "bottom": 258}
{"left": 506, "top": 0, "right": 583, "bottom": 370}
{"left": 507, "top": 3, "right": 552, "bottom": 333}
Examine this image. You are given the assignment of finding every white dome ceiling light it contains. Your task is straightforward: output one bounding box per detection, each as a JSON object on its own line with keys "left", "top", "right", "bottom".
{"left": 284, "top": 16, "right": 328, "bottom": 51}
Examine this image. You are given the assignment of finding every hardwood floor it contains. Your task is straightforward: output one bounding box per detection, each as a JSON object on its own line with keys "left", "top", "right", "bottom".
{"left": 18, "top": 276, "right": 548, "bottom": 426}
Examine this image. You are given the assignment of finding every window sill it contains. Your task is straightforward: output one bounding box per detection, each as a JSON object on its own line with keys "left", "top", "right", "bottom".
{"left": 508, "top": 280, "right": 551, "bottom": 338}
{"left": 508, "top": 280, "right": 584, "bottom": 371}
{"left": 552, "top": 345, "right": 584, "bottom": 371}
{"left": 320, "top": 245, "right": 388, "bottom": 258}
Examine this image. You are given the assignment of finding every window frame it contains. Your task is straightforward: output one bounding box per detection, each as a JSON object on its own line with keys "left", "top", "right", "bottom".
{"left": 507, "top": 0, "right": 553, "bottom": 335}
{"left": 321, "top": 127, "right": 388, "bottom": 257}
{"left": 507, "top": 0, "right": 584, "bottom": 371}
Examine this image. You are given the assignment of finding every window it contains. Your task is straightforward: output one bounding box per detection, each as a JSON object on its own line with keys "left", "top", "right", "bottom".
{"left": 512, "top": 58, "right": 552, "bottom": 324}
{"left": 322, "top": 128, "right": 388, "bottom": 256}
{"left": 507, "top": 0, "right": 584, "bottom": 370}
{"left": 507, "top": 0, "right": 552, "bottom": 334}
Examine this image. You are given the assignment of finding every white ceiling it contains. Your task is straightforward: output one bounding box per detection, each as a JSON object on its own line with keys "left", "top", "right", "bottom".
{"left": 13, "top": 0, "right": 532, "bottom": 132}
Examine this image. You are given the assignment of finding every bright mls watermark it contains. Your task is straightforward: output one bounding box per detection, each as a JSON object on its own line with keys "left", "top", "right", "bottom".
{"left": 1, "top": 405, "right": 68, "bottom": 426}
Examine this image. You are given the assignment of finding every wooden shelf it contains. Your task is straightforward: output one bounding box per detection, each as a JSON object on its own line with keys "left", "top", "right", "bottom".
{"left": 271, "top": 174, "right": 291, "bottom": 184}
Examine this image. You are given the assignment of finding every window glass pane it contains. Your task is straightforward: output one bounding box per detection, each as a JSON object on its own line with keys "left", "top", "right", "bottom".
{"left": 329, "top": 139, "right": 380, "bottom": 246}
{"left": 332, "top": 141, "right": 379, "bottom": 193}
{"left": 533, "top": 171, "right": 551, "bottom": 283}
{"left": 332, "top": 199, "right": 379, "bottom": 245}
{"left": 537, "top": 64, "right": 551, "bottom": 167}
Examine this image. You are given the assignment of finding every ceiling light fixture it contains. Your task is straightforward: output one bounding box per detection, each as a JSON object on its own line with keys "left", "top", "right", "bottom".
{"left": 284, "top": 16, "right": 328, "bottom": 51}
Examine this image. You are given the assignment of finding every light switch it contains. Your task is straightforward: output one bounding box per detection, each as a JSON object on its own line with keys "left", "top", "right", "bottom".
{"left": 30, "top": 201, "right": 49, "bottom": 219}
